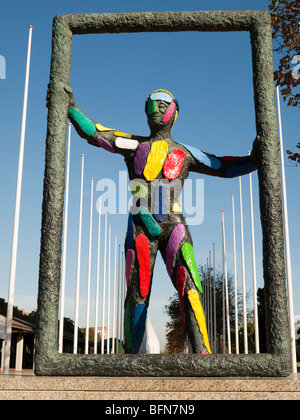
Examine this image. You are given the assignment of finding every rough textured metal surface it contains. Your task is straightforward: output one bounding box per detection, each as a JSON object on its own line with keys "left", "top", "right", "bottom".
{"left": 36, "top": 11, "right": 292, "bottom": 377}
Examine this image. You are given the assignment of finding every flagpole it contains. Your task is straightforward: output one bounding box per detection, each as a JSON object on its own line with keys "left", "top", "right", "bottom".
{"left": 209, "top": 251, "right": 213, "bottom": 351}
{"left": 203, "top": 265, "right": 206, "bottom": 316}
{"left": 221, "top": 224, "right": 226, "bottom": 354}
{"left": 3, "top": 25, "right": 33, "bottom": 374}
{"left": 59, "top": 123, "right": 71, "bottom": 354}
{"left": 248, "top": 152, "right": 260, "bottom": 354}
{"left": 116, "top": 244, "right": 121, "bottom": 353}
{"left": 232, "top": 195, "right": 239, "bottom": 354}
{"left": 73, "top": 154, "right": 84, "bottom": 354}
{"left": 121, "top": 251, "right": 125, "bottom": 346}
{"left": 222, "top": 211, "right": 231, "bottom": 354}
{"left": 206, "top": 258, "right": 209, "bottom": 343}
{"left": 107, "top": 224, "right": 112, "bottom": 354}
{"left": 101, "top": 212, "right": 108, "bottom": 354}
{"left": 85, "top": 177, "right": 94, "bottom": 354}
{"left": 94, "top": 196, "right": 102, "bottom": 354}
{"left": 112, "top": 234, "right": 117, "bottom": 354}
{"left": 276, "top": 85, "right": 297, "bottom": 374}
{"left": 213, "top": 242, "right": 217, "bottom": 353}
{"left": 239, "top": 176, "right": 248, "bottom": 354}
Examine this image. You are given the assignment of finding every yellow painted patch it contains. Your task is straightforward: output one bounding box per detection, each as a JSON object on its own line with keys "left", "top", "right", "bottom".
{"left": 114, "top": 131, "right": 131, "bottom": 137}
{"left": 172, "top": 110, "right": 178, "bottom": 127}
{"left": 187, "top": 289, "right": 212, "bottom": 354}
{"left": 172, "top": 202, "right": 182, "bottom": 213}
{"left": 95, "top": 123, "right": 115, "bottom": 132}
{"left": 143, "top": 141, "right": 168, "bottom": 181}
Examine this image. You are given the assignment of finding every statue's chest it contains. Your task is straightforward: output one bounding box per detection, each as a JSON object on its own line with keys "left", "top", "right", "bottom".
{"left": 133, "top": 140, "right": 186, "bottom": 181}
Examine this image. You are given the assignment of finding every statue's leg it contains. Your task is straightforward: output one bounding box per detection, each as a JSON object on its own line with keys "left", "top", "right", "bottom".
{"left": 160, "top": 220, "right": 211, "bottom": 354}
{"left": 123, "top": 222, "right": 158, "bottom": 354}
{"left": 182, "top": 274, "right": 211, "bottom": 354}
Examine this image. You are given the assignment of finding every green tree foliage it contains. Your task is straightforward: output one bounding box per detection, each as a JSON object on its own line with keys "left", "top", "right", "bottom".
{"left": 269, "top": 0, "right": 300, "bottom": 162}
{"left": 201, "top": 268, "right": 254, "bottom": 354}
{"left": 0, "top": 297, "right": 37, "bottom": 324}
{"left": 164, "top": 294, "right": 187, "bottom": 353}
{"left": 164, "top": 268, "right": 256, "bottom": 354}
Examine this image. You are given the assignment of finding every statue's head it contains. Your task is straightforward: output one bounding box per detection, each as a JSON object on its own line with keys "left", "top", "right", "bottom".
{"left": 145, "top": 89, "right": 179, "bottom": 133}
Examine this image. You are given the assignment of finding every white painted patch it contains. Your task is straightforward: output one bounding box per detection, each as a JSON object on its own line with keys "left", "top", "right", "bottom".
{"left": 115, "top": 137, "right": 139, "bottom": 150}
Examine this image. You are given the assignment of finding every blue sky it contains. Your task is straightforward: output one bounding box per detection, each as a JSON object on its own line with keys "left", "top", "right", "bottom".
{"left": 0, "top": 0, "right": 299, "bottom": 350}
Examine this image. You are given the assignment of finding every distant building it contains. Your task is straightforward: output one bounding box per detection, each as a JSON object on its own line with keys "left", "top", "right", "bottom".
{"left": 96, "top": 327, "right": 108, "bottom": 340}
{"left": 0, "top": 316, "right": 35, "bottom": 372}
{"left": 0, "top": 317, "right": 119, "bottom": 372}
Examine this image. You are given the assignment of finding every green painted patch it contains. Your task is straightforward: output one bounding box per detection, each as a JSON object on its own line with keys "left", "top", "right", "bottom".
{"left": 147, "top": 99, "right": 156, "bottom": 115}
{"left": 129, "top": 180, "right": 148, "bottom": 198}
{"left": 181, "top": 242, "right": 203, "bottom": 293}
{"left": 138, "top": 206, "right": 161, "bottom": 237}
{"left": 68, "top": 107, "right": 95, "bottom": 136}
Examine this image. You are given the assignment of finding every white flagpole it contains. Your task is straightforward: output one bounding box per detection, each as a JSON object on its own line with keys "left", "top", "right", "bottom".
{"left": 107, "top": 224, "right": 112, "bottom": 354}
{"left": 112, "top": 234, "right": 117, "bottom": 354}
{"left": 116, "top": 244, "right": 121, "bottom": 353}
{"left": 232, "top": 195, "right": 239, "bottom": 354}
{"left": 239, "top": 176, "right": 248, "bottom": 354}
{"left": 248, "top": 152, "right": 260, "bottom": 354}
{"left": 94, "top": 196, "right": 102, "bottom": 354}
{"left": 276, "top": 85, "right": 297, "bottom": 374}
{"left": 121, "top": 251, "right": 125, "bottom": 346}
{"left": 101, "top": 212, "right": 108, "bottom": 354}
{"left": 3, "top": 25, "right": 33, "bottom": 374}
{"left": 203, "top": 264, "right": 207, "bottom": 319}
{"left": 221, "top": 227, "right": 226, "bottom": 354}
{"left": 213, "top": 242, "right": 217, "bottom": 353}
{"left": 209, "top": 251, "right": 213, "bottom": 351}
{"left": 85, "top": 177, "right": 94, "bottom": 354}
{"left": 206, "top": 258, "right": 209, "bottom": 342}
{"left": 59, "top": 123, "right": 71, "bottom": 354}
{"left": 222, "top": 211, "right": 231, "bottom": 354}
{"left": 73, "top": 154, "right": 84, "bottom": 354}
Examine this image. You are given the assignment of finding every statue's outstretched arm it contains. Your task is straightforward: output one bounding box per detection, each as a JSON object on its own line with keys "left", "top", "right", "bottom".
{"left": 65, "top": 86, "right": 144, "bottom": 157}
{"left": 182, "top": 138, "right": 258, "bottom": 178}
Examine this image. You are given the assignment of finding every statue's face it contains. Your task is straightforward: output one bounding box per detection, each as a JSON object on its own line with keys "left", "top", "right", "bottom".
{"left": 145, "top": 90, "right": 178, "bottom": 132}
{"left": 147, "top": 100, "right": 171, "bottom": 126}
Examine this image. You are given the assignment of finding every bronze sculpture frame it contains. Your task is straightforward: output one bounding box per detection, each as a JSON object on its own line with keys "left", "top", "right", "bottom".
{"left": 35, "top": 10, "right": 292, "bottom": 377}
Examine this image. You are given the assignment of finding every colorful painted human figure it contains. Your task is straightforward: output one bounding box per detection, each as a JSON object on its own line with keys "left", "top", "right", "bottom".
{"left": 66, "top": 87, "right": 257, "bottom": 355}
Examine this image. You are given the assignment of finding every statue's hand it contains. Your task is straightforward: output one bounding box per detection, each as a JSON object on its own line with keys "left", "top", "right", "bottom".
{"left": 251, "top": 135, "right": 261, "bottom": 163}
{"left": 46, "top": 83, "right": 76, "bottom": 109}
{"left": 64, "top": 85, "right": 75, "bottom": 109}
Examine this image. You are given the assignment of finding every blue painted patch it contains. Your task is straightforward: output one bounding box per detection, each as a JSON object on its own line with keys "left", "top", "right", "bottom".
{"left": 226, "top": 163, "right": 257, "bottom": 178}
{"left": 181, "top": 143, "right": 222, "bottom": 170}
{"left": 132, "top": 304, "right": 147, "bottom": 354}
{"left": 126, "top": 212, "right": 135, "bottom": 250}
{"left": 154, "top": 185, "right": 167, "bottom": 222}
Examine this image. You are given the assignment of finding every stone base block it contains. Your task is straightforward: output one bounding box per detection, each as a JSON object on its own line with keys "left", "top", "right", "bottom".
{"left": 0, "top": 374, "right": 299, "bottom": 400}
